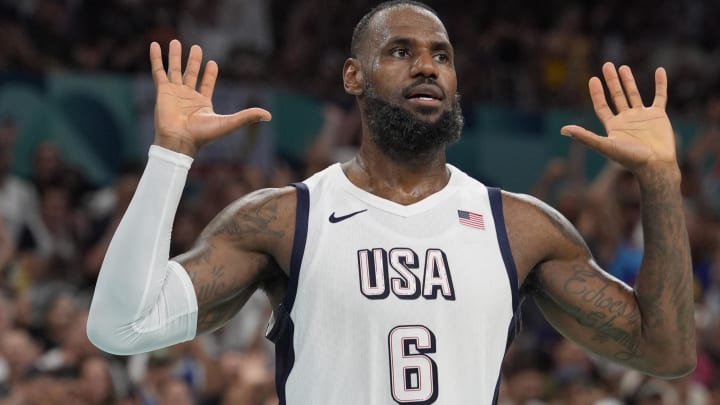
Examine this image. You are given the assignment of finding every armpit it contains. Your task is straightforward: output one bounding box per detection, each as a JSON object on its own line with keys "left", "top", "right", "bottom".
{"left": 519, "top": 267, "right": 544, "bottom": 297}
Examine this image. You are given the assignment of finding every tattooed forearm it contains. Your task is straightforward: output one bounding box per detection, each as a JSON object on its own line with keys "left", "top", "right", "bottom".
{"left": 554, "top": 265, "right": 644, "bottom": 361}
{"left": 563, "top": 268, "right": 639, "bottom": 324}
{"left": 635, "top": 168, "right": 693, "bottom": 341}
{"left": 565, "top": 302, "right": 645, "bottom": 361}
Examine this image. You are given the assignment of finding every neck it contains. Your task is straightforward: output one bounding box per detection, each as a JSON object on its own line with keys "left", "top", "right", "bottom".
{"left": 341, "top": 140, "right": 450, "bottom": 205}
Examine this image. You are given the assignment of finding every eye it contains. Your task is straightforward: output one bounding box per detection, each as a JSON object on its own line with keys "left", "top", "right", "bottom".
{"left": 390, "top": 48, "right": 410, "bottom": 58}
{"left": 434, "top": 53, "right": 449, "bottom": 63}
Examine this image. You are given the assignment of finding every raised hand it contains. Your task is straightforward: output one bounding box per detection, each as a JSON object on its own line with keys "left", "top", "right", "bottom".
{"left": 561, "top": 63, "right": 676, "bottom": 174}
{"left": 150, "top": 40, "right": 271, "bottom": 156}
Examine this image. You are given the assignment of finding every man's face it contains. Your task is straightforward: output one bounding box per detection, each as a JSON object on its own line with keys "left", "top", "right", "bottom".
{"left": 359, "top": 6, "right": 458, "bottom": 123}
{"left": 355, "top": 6, "right": 463, "bottom": 160}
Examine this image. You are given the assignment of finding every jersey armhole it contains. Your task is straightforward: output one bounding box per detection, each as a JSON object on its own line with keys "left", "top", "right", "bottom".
{"left": 487, "top": 187, "right": 519, "bottom": 314}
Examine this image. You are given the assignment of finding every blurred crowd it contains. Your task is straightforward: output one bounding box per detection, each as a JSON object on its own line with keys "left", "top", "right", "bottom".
{"left": 1, "top": 0, "right": 720, "bottom": 114}
{"left": 1, "top": 0, "right": 720, "bottom": 404}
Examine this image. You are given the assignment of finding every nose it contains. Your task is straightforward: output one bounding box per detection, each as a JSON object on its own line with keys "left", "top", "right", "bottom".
{"left": 410, "top": 51, "right": 438, "bottom": 79}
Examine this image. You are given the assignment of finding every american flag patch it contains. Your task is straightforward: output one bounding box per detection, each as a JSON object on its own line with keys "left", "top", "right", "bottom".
{"left": 458, "top": 210, "right": 485, "bottom": 230}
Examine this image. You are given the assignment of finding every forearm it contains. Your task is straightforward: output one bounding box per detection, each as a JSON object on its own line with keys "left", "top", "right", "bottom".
{"left": 633, "top": 164, "right": 695, "bottom": 369}
{"left": 86, "top": 146, "right": 199, "bottom": 355}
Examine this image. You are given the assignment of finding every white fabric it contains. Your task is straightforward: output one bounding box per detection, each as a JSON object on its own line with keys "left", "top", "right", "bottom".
{"left": 281, "top": 163, "right": 515, "bottom": 403}
{"left": 86, "top": 146, "right": 198, "bottom": 355}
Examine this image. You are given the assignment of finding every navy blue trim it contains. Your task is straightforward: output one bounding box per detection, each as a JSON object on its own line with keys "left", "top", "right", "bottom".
{"left": 488, "top": 187, "right": 519, "bottom": 314}
{"left": 284, "top": 182, "right": 309, "bottom": 310}
{"left": 491, "top": 315, "right": 518, "bottom": 405}
{"left": 492, "top": 373, "right": 501, "bottom": 405}
{"left": 274, "top": 306, "right": 295, "bottom": 405}
{"left": 274, "top": 182, "right": 309, "bottom": 405}
{"left": 489, "top": 186, "right": 520, "bottom": 405}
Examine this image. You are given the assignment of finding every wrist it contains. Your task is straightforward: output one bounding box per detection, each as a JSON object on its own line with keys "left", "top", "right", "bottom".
{"left": 153, "top": 136, "right": 198, "bottom": 158}
{"left": 633, "top": 161, "right": 682, "bottom": 187}
{"left": 149, "top": 145, "right": 194, "bottom": 169}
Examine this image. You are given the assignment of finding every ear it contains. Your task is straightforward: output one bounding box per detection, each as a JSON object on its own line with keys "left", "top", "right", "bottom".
{"left": 343, "top": 58, "right": 364, "bottom": 96}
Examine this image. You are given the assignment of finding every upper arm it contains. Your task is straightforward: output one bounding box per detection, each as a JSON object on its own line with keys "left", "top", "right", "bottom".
{"left": 503, "top": 192, "right": 651, "bottom": 370}
{"left": 173, "top": 187, "right": 296, "bottom": 333}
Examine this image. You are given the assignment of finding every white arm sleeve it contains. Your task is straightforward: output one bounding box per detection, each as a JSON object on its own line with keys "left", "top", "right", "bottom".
{"left": 86, "top": 145, "right": 199, "bottom": 355}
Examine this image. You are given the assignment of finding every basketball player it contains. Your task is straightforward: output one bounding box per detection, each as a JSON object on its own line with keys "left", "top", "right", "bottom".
{"left": 86, "top": 1, "right": 696, "bottom": 403}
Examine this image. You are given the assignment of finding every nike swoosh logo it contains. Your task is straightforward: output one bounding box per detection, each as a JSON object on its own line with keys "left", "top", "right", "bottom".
{"left": 329, "top": 209, "right": 368, "bottom": 223}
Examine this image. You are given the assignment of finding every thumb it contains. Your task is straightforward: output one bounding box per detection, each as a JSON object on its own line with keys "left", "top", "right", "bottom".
{"left": 231, "top": 107, "right": 272, "bottom": 124}
{"left": 218, "top": 107, "right": 272, "bottom": 133}
{"left": 561, "top": 124, "right": 609, "bottom": 154}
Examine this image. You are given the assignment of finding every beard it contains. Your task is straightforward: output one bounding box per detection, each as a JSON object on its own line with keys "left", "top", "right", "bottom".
{"left": 362, "top": 80, "right": 464, "bottom": 162}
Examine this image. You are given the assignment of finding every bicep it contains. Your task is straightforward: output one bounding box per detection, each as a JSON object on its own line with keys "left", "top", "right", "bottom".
{"left": 175, "top": 237, "right": 278, "bottom": 333}
{"left": 172, "top": 187, "right": 294, "bottom": 333}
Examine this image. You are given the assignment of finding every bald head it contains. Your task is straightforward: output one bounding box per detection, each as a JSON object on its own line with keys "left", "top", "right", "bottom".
{"left": 351, "top": 0, "right": 440, "bottom": 59}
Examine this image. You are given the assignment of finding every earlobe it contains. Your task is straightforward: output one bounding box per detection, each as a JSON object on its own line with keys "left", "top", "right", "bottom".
{"left": 343, "top": 58, "right": 364, "bottom": 96}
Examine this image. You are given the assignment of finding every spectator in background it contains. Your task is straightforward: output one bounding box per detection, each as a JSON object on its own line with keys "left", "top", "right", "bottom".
{"left": 0, "top": 328, "right": 42, "bottom": 397}
{"left": 76, "top": 355, "right": 118, "bottom": 405}
{"left": 30, "top": 141, "right": 87, "bottom": 198}
{"left": 0, "top": 4, "right": 42, "bottom": 71}
{"left": 540, "top": 6, "right": 593, "bottom": 107}
{"left": 157, "top": 378, "right": 194, "bottom": 405}
{"left": 18, "top": 185, "right": 80, "bottom": 276}
{"left": 0, "top": 119, "right": 40, "bottom": 245}
{"left": 177, "top": 0, "right": 273, "bottom": 79}
{"left": 25, "top": 0, "right": 75, "bottom": 70}
{"left": 0, "top": 219, "right": 16, "bottom": 285}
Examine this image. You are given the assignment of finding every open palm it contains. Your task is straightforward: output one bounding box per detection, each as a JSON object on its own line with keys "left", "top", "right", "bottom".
{"left": 562, "top": 63, "right": 676, "bottom": 171}
{"left": 150, "top": 40, "right": 271, "bottom": 156}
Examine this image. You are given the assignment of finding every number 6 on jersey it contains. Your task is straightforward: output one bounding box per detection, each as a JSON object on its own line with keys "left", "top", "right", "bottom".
{"left": 388, "top": 325, "right": 439, "bottom": 404}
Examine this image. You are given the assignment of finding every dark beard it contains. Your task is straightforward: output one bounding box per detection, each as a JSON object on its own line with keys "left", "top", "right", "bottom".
{"left": 363, "top": 86, "right": 464, "bottom": 162}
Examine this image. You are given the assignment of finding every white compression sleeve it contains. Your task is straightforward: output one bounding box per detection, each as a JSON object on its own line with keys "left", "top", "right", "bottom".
{"left": 87, "top": 145, "right": 199, "bottom": 355}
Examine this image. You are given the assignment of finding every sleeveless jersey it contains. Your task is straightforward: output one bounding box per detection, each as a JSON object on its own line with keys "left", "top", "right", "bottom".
{"left": 266, "top": 163, "right": 519, "bottom": 405}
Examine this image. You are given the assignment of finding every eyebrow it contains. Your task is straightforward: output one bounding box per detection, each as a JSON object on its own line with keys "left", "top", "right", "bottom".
{"left": 385, "top": 36, "right": 454, "bottom": 53}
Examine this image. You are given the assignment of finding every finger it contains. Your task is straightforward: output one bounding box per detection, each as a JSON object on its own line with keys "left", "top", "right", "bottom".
{"left": 560, "top": 125, "right": 611, "bottom": 155}
{"left": 217, "top": 108, "right": 273, "bottom": 133}
{"left": 183, "top": 44, "right": 203, "bottom": 89}
{"left": 168, "top": 39, "right": 183, "bottom": 84}
{"left": 199, "top": 60, "right": 219, "bottom": 97}
{"left": 653, "top": 67, "right": 668, "bottom": 109}
{"left": 588, "top": 77, "right": 614, "bottom": 123}
{"left": 149, "top": 42, "right": 168, "bottom": 86}
{"left": 602, "top": 62, "right": 629, "bottom": 112}
{"left": 618, "top": 65, "right": 644, "bottom": 108}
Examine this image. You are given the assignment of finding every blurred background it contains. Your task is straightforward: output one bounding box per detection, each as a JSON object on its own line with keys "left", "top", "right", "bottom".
{"left": 1, "top": 0, "right": 720, "bottom": 403}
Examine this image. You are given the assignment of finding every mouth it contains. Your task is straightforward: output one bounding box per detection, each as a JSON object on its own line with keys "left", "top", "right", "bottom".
{"left": 404, "top": 84, "right": 444, "bottom": 108}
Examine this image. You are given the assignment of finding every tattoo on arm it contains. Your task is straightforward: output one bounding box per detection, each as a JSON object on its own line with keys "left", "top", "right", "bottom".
{"left": 558, "top": 265, "right": 644, "bottom": 361}
{"left": 195, "top": 265, "right": 226, "bottom": 303}
{"left": 636, "top": 173, "right": 693, "bottom": 339}
{"left": 215, "top": 198, "right": 286, "bottom": 239}
{"left": 195, "top": 293, "right": 250, "bottom": 333}
{"left": 186, "top": 259, "right": 266, "bottom": 333}
{"left": 177, "top": 189, "right": 292, "bottom": 334}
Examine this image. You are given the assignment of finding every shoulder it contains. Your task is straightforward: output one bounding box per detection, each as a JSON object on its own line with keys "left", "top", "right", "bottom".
{"left": 227, "top": 186, "right": 298, "bottom": 214}
{"left": 198, "top": 186, "right": 298, "bottom": 257}
{"left": 498, "top": 190, "right": 591, "bottom": 281}
{"left": 499, "top": 190, "right": 564, "bottom": 229}
{"left": 207, "top": 185, "right": 297, "bottom": 229}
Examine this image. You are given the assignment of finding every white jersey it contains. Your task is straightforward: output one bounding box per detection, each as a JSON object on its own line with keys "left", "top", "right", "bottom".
{"left": 266, "top": 163, "right": 519, "bottom": 405}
